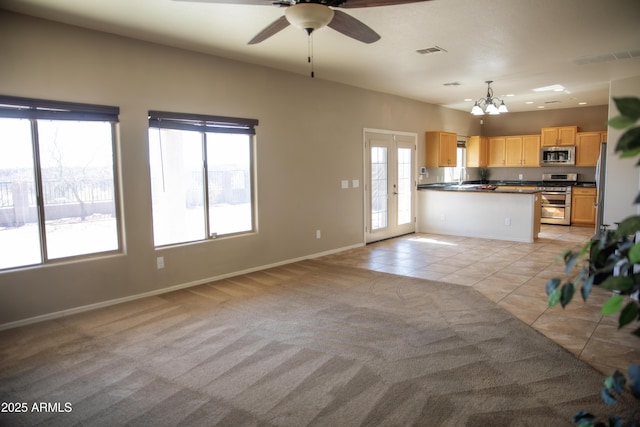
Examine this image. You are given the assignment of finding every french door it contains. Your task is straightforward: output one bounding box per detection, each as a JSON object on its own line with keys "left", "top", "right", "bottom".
{"left": 364, "top": 130, "right": 416, "bottom": 243}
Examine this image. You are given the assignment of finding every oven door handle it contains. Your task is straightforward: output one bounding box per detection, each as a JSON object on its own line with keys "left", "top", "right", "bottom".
{"left": 541, "top": 191, "right": 567, "bottom": 195}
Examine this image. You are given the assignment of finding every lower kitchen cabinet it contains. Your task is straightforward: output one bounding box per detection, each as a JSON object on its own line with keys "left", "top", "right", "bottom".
{"left": 571, "top": 187, "right": 596, "bottom": 226}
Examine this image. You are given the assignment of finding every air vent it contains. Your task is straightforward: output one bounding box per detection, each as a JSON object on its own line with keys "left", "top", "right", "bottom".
{"left": 443, "top": 82, "right": 460, "bottom": 86}
{"left": 572, "top": 49, "right": 640, "bottom": 65}
{"left": 416, "top": 46, "right": 447, "bottom": 55}
{"left": 544, "top": 100, "right": 561, "bottom": 104}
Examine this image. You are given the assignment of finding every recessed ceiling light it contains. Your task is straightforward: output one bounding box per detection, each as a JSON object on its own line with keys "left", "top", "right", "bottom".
{"left": 464, "top": 98, "right": 473, "bottom": 102}
{"left": 533, "top": 84, "right": 565, "bottom": 92}
{"left": 537, "top": 106, "right": 545, "bottom": 109}
{"left": 525, "top": 101, "right": 534, "bottom": 104}
{"left": 506, "top": 94, "right": 515, "bottom": 97}
{"left": 578, "top": 102, "right": 587, "bottom": 105}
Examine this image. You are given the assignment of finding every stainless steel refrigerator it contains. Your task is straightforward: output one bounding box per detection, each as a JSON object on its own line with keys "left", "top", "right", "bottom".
{"left": 595, "top": 141, "right": 607, "bottom": 237}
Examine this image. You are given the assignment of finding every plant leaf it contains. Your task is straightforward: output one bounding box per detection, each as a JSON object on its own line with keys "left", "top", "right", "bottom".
{"left": 602, "top": 294, "right": 623, "bottom": 316}
{"left": 600, "top": 276, "right": 634, "bottom": 292}
{"left": 609, "top": 370, "right": 626, "bottom": 394}
{"left": 564, "top": 252, "right": 581, "bottom": 275}
{"left": 601, "top": 387, "right": 618, "bottom": 405}
{"left": 572, "top": 411, "right": 596, "bottom": 426}
{"left": 546, "top": 278, "right": 561, "bottom": 296}
{"left": 619, "top": 301, "right": 639, "bottom": 328}
{"left": 608, "top": 114, "right": 636, "bottom": 129}
{"left": 628, "top": 364, "right": 640, "bottom": 399}
{"left": 560, "top": 282, "right": 575, "bottom": 308}
{"left": 607, "top": 415, "right": 623, "bottom": 427}
{"left": 614, "top": 215, "right": 640, "bottom": 238}
{"left": 629, "top": 242, "right": 640, "bottom": 264}
{"left": 548, "top": 287, "right": 561, "bottom": 307}
{"left": 580, "top": 274, "right": 594, "bottom": 301}
{"left": 615, "top": 127, "right": 640, "bottom": 157}
{"left": 613, "top": 97, "right": 640, "bottom": 121}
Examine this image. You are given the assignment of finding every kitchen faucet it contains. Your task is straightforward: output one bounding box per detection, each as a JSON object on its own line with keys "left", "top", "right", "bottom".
{"left": 459, "top": 167, "right": 467, "bottom": 185}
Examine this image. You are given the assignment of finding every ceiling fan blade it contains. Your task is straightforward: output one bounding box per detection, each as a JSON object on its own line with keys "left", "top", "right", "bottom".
{"left": 327, "top": 10, "right": 380, "bottom": 44}
{"left": 248, "top": 15, "right": 290, "bottom": 44}
{"left": 338, "top": 0, "right": 432, "bottom": 8}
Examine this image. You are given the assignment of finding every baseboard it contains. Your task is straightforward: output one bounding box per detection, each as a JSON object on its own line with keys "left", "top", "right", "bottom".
{"left": 0, "top": 243, "right": 364, "bottom": 331}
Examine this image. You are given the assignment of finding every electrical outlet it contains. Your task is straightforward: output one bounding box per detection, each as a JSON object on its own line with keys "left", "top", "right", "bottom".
{"left": 316, "top": 230, "right": 321, "bottom": 239}
{"left": 504, "top": 217, "right": 511, "bottom": 226}
{"left": 518, "top": 174, "right": 523, "bottom": 180}
{"left": 156, "top": 256, "right": 165, "bottom": 269}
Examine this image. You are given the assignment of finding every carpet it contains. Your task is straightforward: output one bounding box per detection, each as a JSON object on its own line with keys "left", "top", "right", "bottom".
{"left": 0, "top": 260, "right": 613, "bottom": 426}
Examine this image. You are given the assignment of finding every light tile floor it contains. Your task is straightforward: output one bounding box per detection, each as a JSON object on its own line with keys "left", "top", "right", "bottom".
{"left": 319, "top": 225, "right": 640, "bottom": 375}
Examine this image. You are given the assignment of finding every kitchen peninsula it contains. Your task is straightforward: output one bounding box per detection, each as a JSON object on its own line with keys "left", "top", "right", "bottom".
{"left": 417, "top": 184, "right": 542, "bottom": 243}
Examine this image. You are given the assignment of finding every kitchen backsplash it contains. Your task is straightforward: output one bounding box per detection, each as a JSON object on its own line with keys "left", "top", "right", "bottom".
{"left": 419, "top": 166, "right": 596, "bottom": 185}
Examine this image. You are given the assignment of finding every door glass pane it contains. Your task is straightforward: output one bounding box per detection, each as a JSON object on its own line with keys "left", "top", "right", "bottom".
{"left": 206, "top": 132, "right": 252, "bottom": 236}
{"left": 0, "top": 118, "right": 41, "bottom": 269}
{"left": 149, "top": 128, "right": 205, "bottom": 246}
{"left": 397, "top": 147, "right": 412, "bottom": 225}
{"left": 371, "top": 146, "right": 388, "bottom": 230}
{"left": 37, "top": 120, "right": 119, "bottom": 259}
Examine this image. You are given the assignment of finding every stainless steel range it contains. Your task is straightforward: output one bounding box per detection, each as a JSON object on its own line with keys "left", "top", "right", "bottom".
{"left": 537, "top": 173, "right": 577, "bottom": 225}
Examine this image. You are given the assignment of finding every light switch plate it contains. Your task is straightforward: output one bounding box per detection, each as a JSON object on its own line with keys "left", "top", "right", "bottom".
{"left": 341, "top": 180, "right": 349, "bottom": 189}
{"left": 352, "top": 179, "right": 359, "bottom": 188}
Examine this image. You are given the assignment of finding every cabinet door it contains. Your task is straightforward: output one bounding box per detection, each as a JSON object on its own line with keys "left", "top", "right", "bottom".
{"left": 541, "top": 128, "right": 558, "bottom": 147}
{"left": 541, "top": 126, "right": 577, "bottom": 146}
{"left": 571, "top": 188, "right": 596, "bottom": 225}
{"left": 439, "top": 132, "right": 457, "bottom": 167}
{"left": 466, "top": 136, "right": 488, "bottom": 167}
{"left": 576, "top": 132, "right": 601, "bottom": 166}
{"left": 425, "top": 131, "right": 457, "bottom": 167}
{"left": 488, "top": 137, "right": 506, "bottom": 166}
{"left": 522, "top": 135, "right": 540, "bottom": 166}
{"left": 558, "top": 126, "right": 577, "bottom": 146}
{"left": 505, "top": 136, "right": 523, "bottom": 166}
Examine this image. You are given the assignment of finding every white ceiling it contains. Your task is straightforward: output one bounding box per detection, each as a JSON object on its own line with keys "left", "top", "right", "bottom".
{"left": 2, "top": 0, "right": 640, "bottom": 113}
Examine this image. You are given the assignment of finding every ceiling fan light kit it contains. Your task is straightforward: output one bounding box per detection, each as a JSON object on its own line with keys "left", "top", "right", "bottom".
{"left": 471, "top": 80, "right": 509, "bottom": 116}
{"left": 284, "top": 3, "right": 335, "bottom": 34}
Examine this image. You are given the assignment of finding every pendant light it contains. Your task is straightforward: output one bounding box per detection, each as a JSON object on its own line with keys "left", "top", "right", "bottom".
{"left": 470, "top": 81, "right": 509, "bottom": 116}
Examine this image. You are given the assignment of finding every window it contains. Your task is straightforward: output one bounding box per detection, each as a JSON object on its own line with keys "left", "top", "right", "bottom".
{"left": 148, "top": 111, "right": 258, "bottom": 247}
{"left": 0, "top": 96, "right": 121, "bottom": 270}
{"left": 444, "top": 145, "right": 467, "bottom": 183}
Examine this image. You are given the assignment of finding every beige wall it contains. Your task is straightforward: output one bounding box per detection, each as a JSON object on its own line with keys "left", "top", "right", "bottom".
{"left": 480, "top": 105, "right": 609, "bottom": 136}
{"left": 0, "top": 11, "right": 479, "bottom": 326}
{"left": 605, "top": 75, "right": 640, "bottom": 226}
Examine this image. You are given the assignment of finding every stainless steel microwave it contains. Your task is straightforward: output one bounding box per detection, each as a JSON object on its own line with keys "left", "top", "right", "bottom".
{"left": 540, "top": 146, "right": 575, "bottom": 166}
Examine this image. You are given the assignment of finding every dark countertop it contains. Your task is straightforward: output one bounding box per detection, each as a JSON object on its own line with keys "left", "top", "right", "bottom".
{"left": 418, "top": 183, "right": 541, "bottom": 194}
{"left": 418, "top": 180, "right": 596, "bottom": 189}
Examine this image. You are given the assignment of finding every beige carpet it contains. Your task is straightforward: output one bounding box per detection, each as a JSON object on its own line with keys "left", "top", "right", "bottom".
{"left": 0, "top": 260, "right": 614, "bottom": 426}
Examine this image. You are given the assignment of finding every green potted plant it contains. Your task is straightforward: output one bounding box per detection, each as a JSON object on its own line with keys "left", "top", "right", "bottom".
{"left": 546, "top": 97, "right": 640, "bottom": 427}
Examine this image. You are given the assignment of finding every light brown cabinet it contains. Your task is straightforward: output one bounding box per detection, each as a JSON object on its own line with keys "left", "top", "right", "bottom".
{"left": 425, "top": 131, "right": 457, "bottom": 167}
{"left": 488, "top": 137, "right": 506, "bottom": 166}
{"left": 541, "top": 126, "right": 578, "bottom": 147}
{"left": 571, "top": 187, "right": 597, "bottom": 226}
{"left": 466, "top": 136, "right": 488, "bottom": 167}
{"left": 505, "top": 135, "right": 540, "bottom": 166}
{"left": 489, "top": 135, "right": 540, "bottom": 167}
{"left": 576, "top": 131, "right": 603, "bottom": 166}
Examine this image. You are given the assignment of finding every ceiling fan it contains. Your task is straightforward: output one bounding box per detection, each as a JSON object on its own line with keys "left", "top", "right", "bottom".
{"left": 175, "top": 0, "right": 432, "bottom": 45}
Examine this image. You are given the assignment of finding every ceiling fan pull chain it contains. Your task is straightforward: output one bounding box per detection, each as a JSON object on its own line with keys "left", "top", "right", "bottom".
{"left": 308, "top": 32, "right": 314, "bottom": 78}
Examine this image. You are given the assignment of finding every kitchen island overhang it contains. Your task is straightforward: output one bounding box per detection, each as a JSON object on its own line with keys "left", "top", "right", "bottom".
{"left": 417, "top": 186, "right": 542, "bottom": 243}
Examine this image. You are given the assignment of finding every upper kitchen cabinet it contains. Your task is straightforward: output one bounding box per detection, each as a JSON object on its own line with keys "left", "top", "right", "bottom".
{"left": 505, "top": 135, "right": 540, "bottom": 167}
{"left": 576, "top": 131, "right": 604, "bottom": 166}
{"left": 489, "top": 135, "right": 539, "bottom": 167}
{"left": 466, "top": 136, "right": 488, "bottom": 167}
{"left": 488, "top": 137, "right": 506, "bottom": 167}
{"left": 425, "top": 131, "right": 457, "bottom": 167}
{"left": 541, "top": 126, "right": 578, "bottom": 146}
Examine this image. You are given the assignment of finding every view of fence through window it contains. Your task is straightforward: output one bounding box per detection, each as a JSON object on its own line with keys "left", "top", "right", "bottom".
{"left": 148, "top": 127, "right": 254, "bottom": 247}
{"left": 0, "top": 117, "right": 119, "bottom": 270}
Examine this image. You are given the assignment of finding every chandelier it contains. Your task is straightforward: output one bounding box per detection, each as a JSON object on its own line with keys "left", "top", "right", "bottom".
{"left": 470, "top": 81, "right": 509, "bottom": 115}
